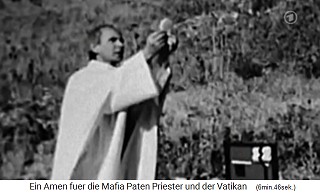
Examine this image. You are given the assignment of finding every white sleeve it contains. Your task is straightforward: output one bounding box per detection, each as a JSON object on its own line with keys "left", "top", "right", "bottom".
{"left": 106, "top": 51, "right": 160, "bottom": 114}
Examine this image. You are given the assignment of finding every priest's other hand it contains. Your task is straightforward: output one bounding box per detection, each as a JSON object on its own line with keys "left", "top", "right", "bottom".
{"left": 143, "top": 31, "right": 168, "bottom": 62}
{"left": 168, "top": 35, "right": 178, "bottom": 54}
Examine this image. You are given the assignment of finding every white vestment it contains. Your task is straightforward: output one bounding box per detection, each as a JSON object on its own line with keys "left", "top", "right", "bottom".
{"left": 51, "top": 51, "right": 170, "bottom": 179}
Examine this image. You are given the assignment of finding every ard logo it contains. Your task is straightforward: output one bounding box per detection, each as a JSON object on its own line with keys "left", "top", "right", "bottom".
{"left": 224, "top": 142, "right": 279, "bottom": 180}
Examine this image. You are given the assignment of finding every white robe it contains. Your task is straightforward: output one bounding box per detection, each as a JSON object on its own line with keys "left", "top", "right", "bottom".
{"left": 51, "top": 51, "right": 170, "bottom": 179}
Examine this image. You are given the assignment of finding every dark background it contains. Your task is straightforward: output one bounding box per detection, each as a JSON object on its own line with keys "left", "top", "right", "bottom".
{"left": 1, "top": 0, "right": 320, "bottom": 179}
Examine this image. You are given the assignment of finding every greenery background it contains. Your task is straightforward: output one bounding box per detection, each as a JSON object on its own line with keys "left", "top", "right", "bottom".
{"left": 1, "top": 0, "right": 320, "bottom": 179}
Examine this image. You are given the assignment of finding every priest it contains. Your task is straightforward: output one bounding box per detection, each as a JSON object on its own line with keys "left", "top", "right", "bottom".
{"left": 51, "top": 24, "right": 177, "bottom": 179}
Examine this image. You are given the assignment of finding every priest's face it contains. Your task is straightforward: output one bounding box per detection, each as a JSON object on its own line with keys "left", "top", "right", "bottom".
{"left": 94, "top": 28, "right": 124, "bottom": 65}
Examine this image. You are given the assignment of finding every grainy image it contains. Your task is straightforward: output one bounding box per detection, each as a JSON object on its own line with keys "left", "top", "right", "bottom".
{"left": 1, "top": 0, "right": 320, "bottom": 180}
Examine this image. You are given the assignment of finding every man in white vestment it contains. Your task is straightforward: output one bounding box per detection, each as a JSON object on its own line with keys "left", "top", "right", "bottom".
{"left": 51, "top": 24, "right": 177, "bottom": 179}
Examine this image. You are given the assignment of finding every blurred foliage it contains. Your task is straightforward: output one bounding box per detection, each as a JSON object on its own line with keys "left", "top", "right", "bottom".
{"left": 1, "top": 0, "right": 320, "bottom": 179}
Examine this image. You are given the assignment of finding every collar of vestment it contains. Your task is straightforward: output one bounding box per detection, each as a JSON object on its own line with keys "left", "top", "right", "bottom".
{"left": 87, "top": 60, "right": 119, "bottom": 70}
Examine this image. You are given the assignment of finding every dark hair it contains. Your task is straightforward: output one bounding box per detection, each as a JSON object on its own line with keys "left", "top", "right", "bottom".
{"left": 87, "top": 24, "right": 122, "bottom": 60}
{"left": 88, "top": 50, "right": 98, "bottom": 60}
